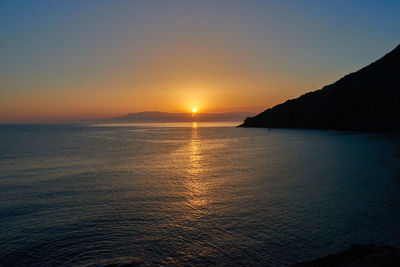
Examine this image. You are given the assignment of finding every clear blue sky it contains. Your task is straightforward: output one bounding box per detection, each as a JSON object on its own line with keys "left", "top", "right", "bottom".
{"left": 1, "top": 1, "right": 399, "bottom": 122}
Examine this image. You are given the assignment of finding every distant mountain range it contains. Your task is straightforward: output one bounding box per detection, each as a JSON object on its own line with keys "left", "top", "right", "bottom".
{"left": 107, "top": 111, "right": 255, "bottom": 123}
{"left": 240, "top": 44, "right": 400, "bottom": 131}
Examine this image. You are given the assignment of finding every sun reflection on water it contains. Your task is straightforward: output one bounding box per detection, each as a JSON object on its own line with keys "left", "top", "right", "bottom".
{"left": 185, "top": 124, "right": 209, "bottom": 210}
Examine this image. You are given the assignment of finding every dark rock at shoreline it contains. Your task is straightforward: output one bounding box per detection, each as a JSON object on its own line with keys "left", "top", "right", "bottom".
{"left": 240, "top": 44, "right": 400, "bottom": 131}
{"left": 292, "top": 244, "right": 400, "bottom": 267}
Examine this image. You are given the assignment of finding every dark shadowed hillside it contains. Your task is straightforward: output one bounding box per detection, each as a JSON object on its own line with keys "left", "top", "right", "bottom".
{"left": 240, "top": 44, "right": 400, "bottom": 131}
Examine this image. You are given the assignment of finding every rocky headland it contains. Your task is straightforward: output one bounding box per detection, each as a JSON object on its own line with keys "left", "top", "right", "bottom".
{"left": 240, "top": 44, "right": 400, "bottom": 131}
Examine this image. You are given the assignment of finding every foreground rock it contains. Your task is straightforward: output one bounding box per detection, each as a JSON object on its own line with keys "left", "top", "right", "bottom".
{"left": 292, "top": 244, "right": 400, "bottom": 267}
{"left": 240, "top": 44, "right": 400, "bottom": 131}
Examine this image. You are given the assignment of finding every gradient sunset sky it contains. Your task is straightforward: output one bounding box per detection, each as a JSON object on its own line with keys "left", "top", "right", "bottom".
{"left": 1, "top": 1, "right": 399, "bottom": 122}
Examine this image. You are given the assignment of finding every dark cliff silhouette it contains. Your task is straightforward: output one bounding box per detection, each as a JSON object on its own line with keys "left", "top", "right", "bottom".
{"left": 240, "top": 44, "right": 400, "bottom": 131}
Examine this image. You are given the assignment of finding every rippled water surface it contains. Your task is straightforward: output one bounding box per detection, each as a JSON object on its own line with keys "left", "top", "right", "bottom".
{"left": 1, "top": 124, "right": 400, "bottom": 266}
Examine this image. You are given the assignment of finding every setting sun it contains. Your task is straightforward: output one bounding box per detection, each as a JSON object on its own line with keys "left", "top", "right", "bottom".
{"left": 1, "top": 2, "right": 399, "bottom": 267}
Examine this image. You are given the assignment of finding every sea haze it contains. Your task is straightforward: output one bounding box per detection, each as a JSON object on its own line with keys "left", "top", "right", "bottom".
{"left": 0, "top": 124, "right": 399, "bottom": 266}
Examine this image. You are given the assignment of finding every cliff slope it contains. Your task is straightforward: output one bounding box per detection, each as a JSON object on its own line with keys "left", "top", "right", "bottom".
{"left": 240, "top": 44, "right": 400, "bottom": 130}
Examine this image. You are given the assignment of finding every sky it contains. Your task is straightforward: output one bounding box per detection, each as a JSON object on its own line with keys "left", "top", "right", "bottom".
{"left": 1, "top": 0, "right": 399, "bottom": 122}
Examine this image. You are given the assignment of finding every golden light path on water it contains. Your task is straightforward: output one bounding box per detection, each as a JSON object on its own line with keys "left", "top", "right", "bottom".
{"left": 2, "top": 124, "right": 400, "bottom": 266}
{"left": 185, "top": 121, "right": 209, "bottom": 210}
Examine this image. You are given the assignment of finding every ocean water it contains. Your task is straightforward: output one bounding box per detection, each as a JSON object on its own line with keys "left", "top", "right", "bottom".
{"left": 1, "top": 124, "right": 399, "bottom": 266}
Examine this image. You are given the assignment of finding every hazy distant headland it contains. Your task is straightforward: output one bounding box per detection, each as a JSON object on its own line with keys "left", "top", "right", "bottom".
{"left": 106, "top": 111, "right": 255, "bottom": 123}
{"left": 240, "top": 44, "right": 400, "bottom": 131}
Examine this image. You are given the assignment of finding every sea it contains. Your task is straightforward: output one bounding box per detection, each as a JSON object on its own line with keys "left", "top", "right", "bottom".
{"left": 1, "top": 123, "right": 399, "bottom": 266}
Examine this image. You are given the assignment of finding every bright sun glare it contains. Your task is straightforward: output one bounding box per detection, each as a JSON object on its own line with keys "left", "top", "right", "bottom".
{"left": 192, "top": 108, "right": 197, "bottom": 113}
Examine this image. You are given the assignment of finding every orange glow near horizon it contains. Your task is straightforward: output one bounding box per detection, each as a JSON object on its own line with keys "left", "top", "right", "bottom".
{"left": 1, "top": 1, "right": 393, "bottom": 123}
{"left": 0, "top": 32, "right": 322, "bottom": 123}
{"left": 0, "top": 19, "right": 321, "bottom": 123}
